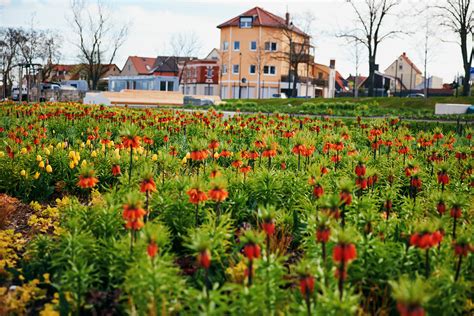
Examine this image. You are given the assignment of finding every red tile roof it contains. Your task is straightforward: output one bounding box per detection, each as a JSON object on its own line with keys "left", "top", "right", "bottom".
{"left": 400, "top": 53, "right": 422, "bottom": 75}
{"left": 217, "top": 6, "right": 308, "bottom": 37}
{"left": 128, "top": 56, "right": 156, "bottom": 75}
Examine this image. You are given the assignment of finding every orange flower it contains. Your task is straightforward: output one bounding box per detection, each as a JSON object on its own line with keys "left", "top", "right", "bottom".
{"left": 208, "top": 187, "right": 228, "bottom": 202}
{"left": 122, "top": 135, "right": 141, "bottom": 148}
{"left": 187, "top": 188, "right": 208, "bottom": 204}
{"left": 123, "top": 204, "right": 147, "bottom": 222}
{"left": 140, "top": 177, "right": 157, "bottom": 193}
{"left": 190, "top": 150, "right": 209, "bottom": 161}
{"left": 77, "top": 175, "right": 99, "bottom": 189}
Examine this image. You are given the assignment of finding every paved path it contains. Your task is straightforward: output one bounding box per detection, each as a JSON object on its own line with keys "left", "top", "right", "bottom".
{"left": 174, "top": 108, "right": 474, "bottom": 124}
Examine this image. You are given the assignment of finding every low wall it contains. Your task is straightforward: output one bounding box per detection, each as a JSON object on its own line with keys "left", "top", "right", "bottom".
{"left": 435, "top": 103, "right": 471, "bottom": 115}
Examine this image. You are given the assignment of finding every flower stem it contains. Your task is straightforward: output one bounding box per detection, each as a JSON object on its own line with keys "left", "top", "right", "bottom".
{"left": 455, "top": 255, "right": 463, "bottom": 282}
{"left": 425, "top": 248, "right": 430, "bottom": 278}
{"left": 128, "top": 147, "right": 133, "bottom": 185}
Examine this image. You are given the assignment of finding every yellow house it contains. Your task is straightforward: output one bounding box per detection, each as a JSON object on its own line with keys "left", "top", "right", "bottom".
{"left": 217, "top": 7, "right": 317, "bottom": 99}
{"left": 384, "top": 52, "right": 423, "bottom": 91}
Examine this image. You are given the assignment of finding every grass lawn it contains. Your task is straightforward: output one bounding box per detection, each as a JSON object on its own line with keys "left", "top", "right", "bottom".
{"left": 190, "top": 96, "right": 474, "bottom": 119}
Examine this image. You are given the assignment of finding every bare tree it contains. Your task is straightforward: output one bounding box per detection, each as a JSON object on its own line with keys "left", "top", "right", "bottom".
{"left": 341, "top": 0, "right": 403, "bottom": 97}
{"left": 275, "top": 12, "right": 314, "bottom": 97}
{"left": 68, "top": 0, "right": 128, "bottom": 90}
{"left": 0, "top": 28, "right": 22, "bottom": 98}
{"left": 434, "top": 0, "right": 473, "bottom": 96}
{"left": 169, "top": 32, "right": 201, "bottom": 89}
{"left": 249, "top": 42, "right": 269, "bottom": 99}
{"left": 39, "top": 32, "right": 62, "bottom": 82}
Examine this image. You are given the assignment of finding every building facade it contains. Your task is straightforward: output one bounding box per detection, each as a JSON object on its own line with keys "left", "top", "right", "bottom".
{"left": 180, "top": 59, "right": 220, "bottom": 96}
{"left": 217, "top": 7, "right": 321, "bottom": 99}
{"left": 109, "top": 56, "right": 183, "bottom": 92}
{"left": 384, "top": 52, "right": 423, "bottom": 91}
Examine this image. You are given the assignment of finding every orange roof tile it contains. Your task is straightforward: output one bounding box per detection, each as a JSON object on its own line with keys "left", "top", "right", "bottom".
{"left": 217, "top": 6, "right": 308, "bottom": 37}
{"left": 128, "top": 56, "right": 156, "bottom": 75}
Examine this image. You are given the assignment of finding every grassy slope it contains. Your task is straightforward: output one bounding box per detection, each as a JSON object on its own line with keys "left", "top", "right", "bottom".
{"left": 223, "top": 96, "right": 474, "bottom": 109}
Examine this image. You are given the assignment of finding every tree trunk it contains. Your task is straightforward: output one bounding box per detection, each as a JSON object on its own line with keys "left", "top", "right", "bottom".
{"left": 368, "top": 57, "right": 376, "bottom": 97}
{"left": 460, "top": 31, "right": 472, "bottom": 97}
{"left": 292, "top": 71, "right": 298, "bottom": 97}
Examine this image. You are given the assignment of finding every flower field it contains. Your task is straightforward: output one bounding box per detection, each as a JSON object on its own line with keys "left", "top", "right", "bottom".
{"left": 0, "top": 102, "right": 473, "bottom": 315}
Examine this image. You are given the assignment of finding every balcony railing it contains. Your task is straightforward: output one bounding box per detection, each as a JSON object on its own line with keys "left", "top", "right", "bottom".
{"left": 280, "top": 75, "right": 328, "bottom": 87}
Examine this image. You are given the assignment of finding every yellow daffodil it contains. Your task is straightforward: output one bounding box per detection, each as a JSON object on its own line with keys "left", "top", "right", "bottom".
{"left": 46, "top": 165, "right": 53, "bottom": 173}
{"left": 34, "top": 172, "right": 40, "bottom": 179}
{"left": 39, "top": 161, "right": 45, "bottom": 168}
{"left": 152, "top": 154, "right": 158, "bottom": 161}
{"left": 91, "top": 150, "right": 97, "bottom": 158}
{"left": 20, "top": 169, "right": 27, "bottom": 177}
{"left": 36, "top": 155, "right": 42, "bottom": 162}
{"left": 21, "top": 147, "right": 27, "bottom": 154}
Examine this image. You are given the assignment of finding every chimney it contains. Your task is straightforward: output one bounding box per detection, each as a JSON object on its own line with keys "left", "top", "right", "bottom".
{"left": 329, "top": 59, "right": 336, "bottom": 69}
{"left": 285, "top": 12, "right": 290, "bottom": 25}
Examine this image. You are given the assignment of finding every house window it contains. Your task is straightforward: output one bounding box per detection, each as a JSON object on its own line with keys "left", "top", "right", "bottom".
{"left": 399, "top": 65, "right": 403, "bottom": 70}
{"left": 264, "top": 42, "right": 277, "bottom": 51}
{"left": 222, "top": 41, "right": 229, "bottom": 51}
{"left": 167, "top": 81, "right": 174, "bottom": 91}
{"left": 160, "top": 81, "right": 166, "bottom": 91}
{"left": 232, "top": 64, "right": 239, "bottom": 74}
{"left": 263, "top": 65, "right": 276, "bottom": 75}
{"left": 249, "top": 65, "right": 256, "bottom": 74}
{"left": 318, "top": 72, "right": 323, "bottom": 79}
{"left": 206, "top": 67, "right": 213, "bottom": 78}
{"left": 250, "top": 41, "right": 257, "bottom": 51}
{"left": 239, "top": 16, "right": 253, "bottom": 28}
{"left": 233, "top": 41, "right": 240, "bottom": 51}
{"left": 222, "top": 64, "right": 228, "bottom": 74}
{"left": 204, "top": 86, "right": 214, "bottom": 95}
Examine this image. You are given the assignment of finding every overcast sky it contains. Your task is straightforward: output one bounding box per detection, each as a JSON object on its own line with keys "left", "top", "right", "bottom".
{"left": 1, "top": 0, "right": 471, "bottom": 83}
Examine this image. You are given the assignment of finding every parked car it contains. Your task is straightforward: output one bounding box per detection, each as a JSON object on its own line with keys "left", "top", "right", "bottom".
{"left": 184, "top": 96, "right": 214, "bottom": 106}
{"left": 12, "top": 87, "right": 27, "bottom": 101}
{"left": 272, "top": 93, "right": 287, "bottom": 99}
{"left": 406, "top": 93, "right": 425, "bottom": 98}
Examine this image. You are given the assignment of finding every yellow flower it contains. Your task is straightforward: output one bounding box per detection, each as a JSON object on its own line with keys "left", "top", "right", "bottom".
{"left": 86, "top": 139, "right": 91, "bottom": 146}
{"left": 185, "top": 152, "right": 191, "bottom": 159}
{"left": 0, "top": 151, "right": 4, "bottom": 158}
{"left": 21, "top": 147, "right": 27, "bottom": 154}
{"left": 34, "top": 172, "right": 40, "bottom": 180}
{"left": 46, "top": 165, "right": 53, "bottom": 173}
{"left": 20, "top": 170, "right": 26, "bottom": 177}
{"left": 214, "top": 152, "right": 219, "bottom": 159}
{"left": 44, "top": 148, "right": 51, "bottom": 156}
{"left": 91, "top": 150, "right": 97, "bottom": 158}
{"left": 80, "top": 142, "right": 85, "bottom": 148}
{"left": 36, "top": 155, "right": 42, "bottom": 162}
{"left": 39, "top": 161, "right": 45, "bottom": 168}
{"left": 81, "top": 160, "right": 87, "bottom": 167}
{"left": 69, "top": 161, "right": 75, "bottom": 169}
{"left": 152, "top": 154, "right": 158, "bottom": 161}
{"left": 68, "top": 151, "right": 75, "bottom": 159}
{"left": 181, "top": 157, "right": 187, "bottom": 164}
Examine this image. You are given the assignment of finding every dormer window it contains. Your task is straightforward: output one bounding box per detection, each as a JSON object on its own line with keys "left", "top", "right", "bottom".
{"left": 240, "top": 16, "right": 253, "bottom": 28}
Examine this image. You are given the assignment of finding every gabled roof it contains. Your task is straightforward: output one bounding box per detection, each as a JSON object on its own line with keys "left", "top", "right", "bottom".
{"left": 217, "top": 6, "right": 308, "bottom": 37}
{"left": 400, "top": 53, "right": 422, "bottom": 75}
{"left": 335, "top": 71, "right": 348, "bottom": 90}
{"left": 150, "top": 56, "right": 195, "bottom": 74}
{"left": 128, "top": 56, "right": 156, "bottom": 75}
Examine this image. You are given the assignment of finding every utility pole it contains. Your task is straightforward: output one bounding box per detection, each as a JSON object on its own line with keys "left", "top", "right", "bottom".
{"left": 238, "top": 52, "right": 242, "bottom": 99}
{"left": 394, "top": 59, "right": 398, "bottom": 97}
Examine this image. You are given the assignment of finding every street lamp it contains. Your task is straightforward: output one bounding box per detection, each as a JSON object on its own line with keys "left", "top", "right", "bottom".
{"left": 238, "top": 52, "right": 242, "bottom": 99}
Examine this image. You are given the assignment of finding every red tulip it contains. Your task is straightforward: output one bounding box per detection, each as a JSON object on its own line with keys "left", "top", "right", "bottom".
{"left": 147, "top": 241, "right": 158, "bottom": 258}
{"left": 243, "top": 243, "right": 261, "bottom": 261}
{"left": 333, "top": 243, "right": 357, "bottom": 264}
{"left": 299, "top": 276, "right": 315, "bottom": 296}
